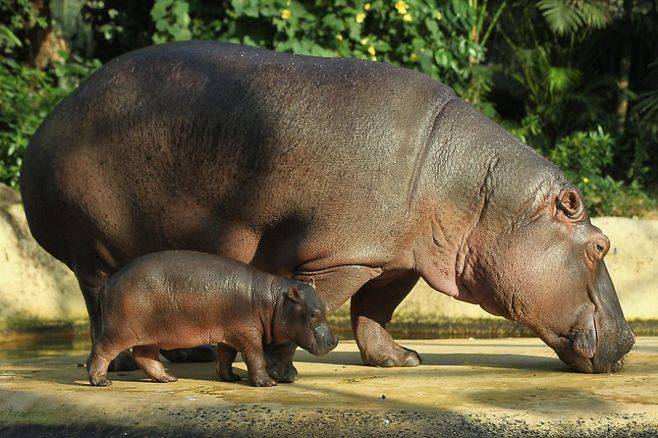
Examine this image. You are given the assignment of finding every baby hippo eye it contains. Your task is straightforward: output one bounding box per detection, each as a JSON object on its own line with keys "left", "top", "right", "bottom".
{"left": 310, "top": 310, "right": 320, "bottom": 320}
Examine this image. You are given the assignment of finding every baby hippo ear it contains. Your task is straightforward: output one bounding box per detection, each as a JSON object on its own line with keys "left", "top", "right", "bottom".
{"left": 286, "top": 286, "right": 304, "bottom": 303}
{"left": 305, "top": 278, "right": 316, "bottom": 290}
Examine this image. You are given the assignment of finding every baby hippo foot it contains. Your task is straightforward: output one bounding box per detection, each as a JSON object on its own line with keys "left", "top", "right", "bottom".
{"left": 89, "top": 374, "right": 112, "bottom": 387}
{"left": 267, "top": 363, "right": 299, "bottom": 383}
{"left": 362, "top": 343, "right": 421, "bottom": 368}
{"left": 217, "top": 369, "right": 241, "bottom": 382}
{"left": 151, "top": 373, "right": 178, "bottom": 383}
{"left": 132, "top": 345, "right": 178, "bottom": 383}
{"left": 160, "top": 345, "right": 217, "bottom": 363}
{"left": 265, "top": 342, "right": 299, "bottom": 383}
{"left": 216, "top": 343, "right": 241, "bottom": 382}
{"left": 251, "top": 374, "right": 277, "bottom": 387}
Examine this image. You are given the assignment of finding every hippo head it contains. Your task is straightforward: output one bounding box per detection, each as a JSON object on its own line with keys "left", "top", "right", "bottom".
{"left": 277, "top": 280, "right": 338, "bottom": 356}
{"left": 463, "top": 184, "right": 634, "bottom": 373}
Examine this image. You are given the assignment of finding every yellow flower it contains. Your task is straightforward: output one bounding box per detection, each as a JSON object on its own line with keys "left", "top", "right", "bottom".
{"left": 410, "top": 52, "right": 418, "bottom": 62}
{"left": 395, "top": 1, "right": 408, "bottom": 15}
{"left": 368, "top": 46, "right": 376, "bottom": 56}
{"left": 583, "top": 177, "right": 590, "bottom": 184}
{"left": 356, "top": 12, "right": 366, "bottom": 23}
{"left": 336, "top": 34, "right": 343, "bottom": 41}
{"left": 364, "top": 3, "right": 372, "bottom": 11}
{"left": 403, "top": 13, "right": 412, "bottom": 23}
{"left": 434, "top": 10, "right": 442, "bottom": 21}
{"left": 360, "top": 37, "right": 369, "bottom": 45}
{"left": 280, "top": 9, "right": 291, "bottom": 20}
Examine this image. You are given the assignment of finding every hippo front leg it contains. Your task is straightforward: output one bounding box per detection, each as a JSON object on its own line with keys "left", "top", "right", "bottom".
{"left": 264, "top": 342, "right": 298, "bottom": 383}
{"left": 350, "top": 271, "right": 422, "bottom": 367}
{"left": 240, "top": 337, "right": 277, "bottom": 387}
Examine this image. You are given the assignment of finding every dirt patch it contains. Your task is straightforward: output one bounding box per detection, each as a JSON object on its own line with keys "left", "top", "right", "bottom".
{"left": 0, "top": 338, "right": 656, "bottom": 437}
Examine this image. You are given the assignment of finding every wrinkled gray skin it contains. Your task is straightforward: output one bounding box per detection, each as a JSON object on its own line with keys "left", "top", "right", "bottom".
{"left": 21, "top": 41, "right": 634, "bottom": 375}
{"left": 88, "top": 250, "right": 336, "bottom": 387}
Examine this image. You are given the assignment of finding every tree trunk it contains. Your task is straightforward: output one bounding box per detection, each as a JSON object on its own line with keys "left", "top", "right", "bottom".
{"left": 616, "top": 0, "right": 633, "bottom": 135}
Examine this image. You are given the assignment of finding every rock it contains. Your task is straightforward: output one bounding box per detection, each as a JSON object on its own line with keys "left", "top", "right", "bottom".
{"left": 0, "top": 184, "right": 85, "bottom": 332}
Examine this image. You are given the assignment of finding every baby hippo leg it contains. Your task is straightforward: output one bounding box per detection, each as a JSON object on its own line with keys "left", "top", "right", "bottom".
{"left": 241, "top": 339, "right": 277, "bottom": 387}
{"left": 132, "top": 345, "right": 178, "bottom": 383}
{"left": 216, "top": 343, "right": 241, "bottom": 382}
{"left": 89, "top": 337, "right": 122, "bottom": 387}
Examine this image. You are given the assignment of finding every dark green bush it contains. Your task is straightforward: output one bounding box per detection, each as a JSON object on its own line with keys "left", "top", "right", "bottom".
{"left": 0, "top": 60, "right": 63, "bottom": 188}
{"left": 549, "top": 128, "right": 655, "bottom": 216}
{"left": 0, "top": 54, "right": 99, "bottom": 188}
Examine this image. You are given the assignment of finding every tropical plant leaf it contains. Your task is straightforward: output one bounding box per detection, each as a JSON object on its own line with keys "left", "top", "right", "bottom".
{"left": 537, "top": 0, "right": 583, "bottom": 34}
{"left": 537, "top": 0, "right": 612, "bottom": 35}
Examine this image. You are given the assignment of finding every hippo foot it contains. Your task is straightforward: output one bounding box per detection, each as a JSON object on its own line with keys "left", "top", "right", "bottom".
{"left": 266, "top": 362, "right": 299, "bottom": 383}
{"left": 161, "top": 345, "right": 217, "bottom": 363}
{"left": 106, "top": 350, "right": 138, "bottom": 372}
{"left": 151, "top": 373, "right": 178, "bottom": 383}
{"left": 251, "top": 375, "right": 277, "bottom": 387}
{"left": 363, "top": 345, "right": 421, "bottom": 368}
{"left": 218, "top": 370, "right": 241, "bottom": 382}
{"left": 264, "top": 342, "right": 299, "bottom": 383}
{"left": 90, "top": 375, "right": 112, "bottom": 387}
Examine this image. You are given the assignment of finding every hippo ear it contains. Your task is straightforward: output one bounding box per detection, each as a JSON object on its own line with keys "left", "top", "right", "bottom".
{"left": 556, "top": 187, "right": 585, "bottom": 221}
{"left": 286, "top": 286, "right": 304, "bottom": 303}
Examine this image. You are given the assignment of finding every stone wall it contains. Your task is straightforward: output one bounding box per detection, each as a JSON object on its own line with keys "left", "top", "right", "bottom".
{"left": 0, "top": 185, "right": 86, "bottom": 331}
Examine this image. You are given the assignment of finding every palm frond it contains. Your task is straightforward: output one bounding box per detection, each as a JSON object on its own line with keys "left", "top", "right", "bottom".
{"left": 537, "top": 0, "right": 613, "bottom": 35}
{"left": 537, "top": 0, "right": 583, "bottom": 34}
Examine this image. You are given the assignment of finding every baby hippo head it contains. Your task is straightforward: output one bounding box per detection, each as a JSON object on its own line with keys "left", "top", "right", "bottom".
{"left": 279, "top": 280, "right": 338, "bottom": 356}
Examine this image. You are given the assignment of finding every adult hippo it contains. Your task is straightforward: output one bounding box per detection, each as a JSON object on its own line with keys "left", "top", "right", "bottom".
{"left": 20, "top": 41, "right": 634, "bottom": 377}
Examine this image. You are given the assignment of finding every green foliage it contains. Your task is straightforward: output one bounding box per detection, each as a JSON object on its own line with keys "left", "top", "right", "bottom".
{"left": 549, "top": 128, "right": 654, "bottom": 216}
{"left": 0, "top": 0, "right": 47, "bottom": 56}
{"left": 155, "top": 0, "right": 497, "bottom": 101}
{"left": 0, "top": 61, "right": 64, "bottom": 188}
{"left": 0, "top": 54, "right": 99, "bottom": 188}
{"left": 537, "top": 0, "right": 612, "bottom": 35}
{"left": 151, "top": 0, "right": 191, "bottom": 43}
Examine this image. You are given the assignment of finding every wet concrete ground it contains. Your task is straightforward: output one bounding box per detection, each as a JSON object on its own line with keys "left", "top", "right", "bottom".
{"left": 0, "top": 337, "right": 656, "bottom": 437}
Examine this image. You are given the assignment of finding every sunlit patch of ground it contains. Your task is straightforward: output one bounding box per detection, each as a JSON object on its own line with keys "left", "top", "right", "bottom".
{"left": 0, "top": 337, "right": 656, "bottom": 437}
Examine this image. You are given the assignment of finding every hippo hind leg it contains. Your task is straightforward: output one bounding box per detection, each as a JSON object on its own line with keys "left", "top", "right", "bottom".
{"left": 350, "top": 272, "right": 422, "bottom": 367}
{"left": 216, "top": 343, "right": 241, "bottom": 382}
{"left": 76, "top": 264, "right": 138, "bottom": 372}
{"left": 133, "top": 345, "right": 177, "bottom": 383}
{"left": 88, "top": 336, "right": 122, "bottom": 387}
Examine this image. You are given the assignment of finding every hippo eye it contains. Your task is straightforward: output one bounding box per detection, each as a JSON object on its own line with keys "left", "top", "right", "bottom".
{"left": 310, "top": 311, "right": 320, "bottom": 319}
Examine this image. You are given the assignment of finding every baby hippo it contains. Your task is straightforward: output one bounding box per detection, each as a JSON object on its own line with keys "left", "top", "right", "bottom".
{"left": 88, "top": 250, "right": 338, "bottom": 387}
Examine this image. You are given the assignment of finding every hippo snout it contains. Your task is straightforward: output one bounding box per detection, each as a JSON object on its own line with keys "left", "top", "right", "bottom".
{"left": 591, "top": 324, "right": 635, "bottom": 373}
{"left": 311, "top": 323, "right": 338, "bottom": 356}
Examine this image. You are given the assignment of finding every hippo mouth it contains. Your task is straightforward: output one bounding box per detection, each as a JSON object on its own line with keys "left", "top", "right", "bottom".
{"left": 551, "top": 329, "right": 631, "bottom": 374}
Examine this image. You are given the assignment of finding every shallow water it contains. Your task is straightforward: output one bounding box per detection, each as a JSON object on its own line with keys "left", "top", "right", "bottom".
{"left": 0, "top": 334, "right": 90, "bottom": 360}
